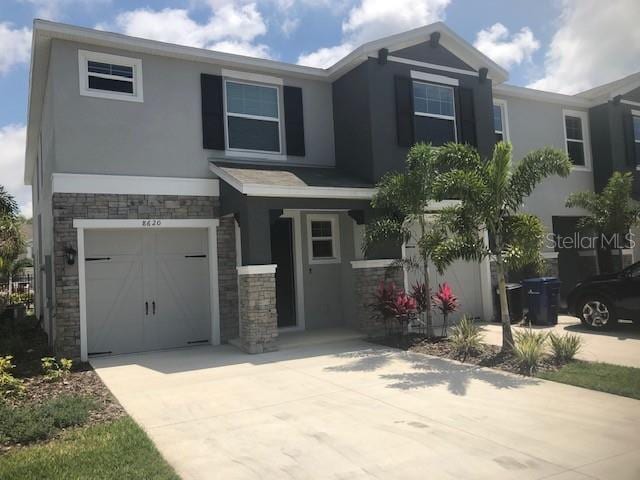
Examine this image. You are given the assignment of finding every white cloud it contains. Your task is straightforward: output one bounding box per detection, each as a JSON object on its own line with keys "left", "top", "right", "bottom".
{"left": 473, "top": 23, "right": 539, "bottom": 69}
{"left": 343, "top": 0, "right": 449, "bottom": 44}
{"left": 297, "top": 43, "right": 354, "bottom": 68}
{"left": 99, "top": 4, "right": 271, "bottom": 58}
{"left": 529, "top": 0, "right": 640, "bottom": 94}
{"left": 0, "top": 23, "right": 31, "bottom": 75}
{"left": 0, "top": 124, "right": 32, "bottom": 218}
{"left": 297, "top": 0, "right": 449, "bottom": 67}
{"left": 21, "top": 0, "right": 110, "bottom": 20}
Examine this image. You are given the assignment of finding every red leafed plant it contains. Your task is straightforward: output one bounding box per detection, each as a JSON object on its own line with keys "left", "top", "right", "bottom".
{"left": 431, "top": 283, "right": 459, "bottom": 337}
{"left": 372, "top": 281, "right": 400, "bottom": 319}
{"left": 371, "top": 282, "right": 417, "bottom": 335}
{"left": 410, "top": 282, "right": 429, "bottom": 314}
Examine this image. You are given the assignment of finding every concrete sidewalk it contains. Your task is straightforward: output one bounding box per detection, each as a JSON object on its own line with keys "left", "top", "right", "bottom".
{"left": 92, "top": 331, "right": 640, "bottom": 480}
{"left": 481, "top": 316, "right": 640, "bottom": 367}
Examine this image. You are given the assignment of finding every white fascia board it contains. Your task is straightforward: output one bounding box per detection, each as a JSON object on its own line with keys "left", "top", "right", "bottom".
{"left": 411, "top": 70, "right": 459, "bottom": 86}
{"left": 237, "top": 264, "right": 277, "bottom": 275}
{"left": 242, "top": 184, "right": 376, "bottom": 199}
{"left": 53, "top": 173, "right": 220, "bottom": 196}
{"left": 351, "top": 259, "right": 399, "bottom": 269}
{"left": 493, "top": 84, "right": 594, "bottom": 108}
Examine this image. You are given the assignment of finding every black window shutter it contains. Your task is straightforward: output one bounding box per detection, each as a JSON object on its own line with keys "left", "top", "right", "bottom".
{"left": 283, "top": 86, "right": 306, "bottom": 156}
{"left": 201, "top": 74, "right": 225, "bottom": 150}
{"left": 457, "top": 87, "right": 477, "bottom": 147}
{"left": 395, "top": 76, "right": 414, "bottom": 147}
{"left": 623, "top": 111, "right": 637, "bottom": 166}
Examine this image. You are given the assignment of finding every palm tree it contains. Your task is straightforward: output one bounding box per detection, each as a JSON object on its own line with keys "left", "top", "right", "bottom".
{"left": 364, "top": 143, "right": 439, "bottom": 337}
{"left": 0, "top": 186, "right": 25, "bottom": 291}
{"left": 566, "top": 171, "right": 640, "bottom": 273}
{"left": 423, "top": 142, "right": 572, "bottom": 351}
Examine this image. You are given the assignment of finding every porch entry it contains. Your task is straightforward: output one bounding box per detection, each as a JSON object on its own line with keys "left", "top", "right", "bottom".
{"left": 270, "top": 218, "right": 297, "bottom": 327}
{"left": 84, "top": 228, "right": 212, "bottom": 356}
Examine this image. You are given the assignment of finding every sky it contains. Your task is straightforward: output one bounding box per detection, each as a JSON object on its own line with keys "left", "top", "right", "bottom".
{"left": 1, "top": 0, "right": 639, "bottom": 217}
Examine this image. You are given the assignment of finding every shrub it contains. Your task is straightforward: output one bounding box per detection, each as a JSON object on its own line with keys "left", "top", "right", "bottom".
{"left": 432, "top": 283, "right": 459, "bottom": 337}
{"left": 548, "top": 333, "right": 583, "bottom": 364}
{"left": 449, "top": 315, "right": 483, "bottom": 361}
{"left": 0, "top": 395, "right": 95, "bottom": 445}
{"left": 40, "top": 395, "right": 95, "bottom": 429}
{"left": 41, "top": 357, "right": 73, "bottom": 382}
{"left": 409, "top": 282, "right": 429, "bottom": 313}
{"left": 512, "top": 329, "right": 548, "bottom": 375}
{"left": 0, "top": 355, "right": 24, "bottom": 398}
{"left": 0, "top": 402, "right": 54, "bottom": 444}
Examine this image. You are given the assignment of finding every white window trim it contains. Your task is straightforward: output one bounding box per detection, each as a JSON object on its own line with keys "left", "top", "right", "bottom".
{"left": 78, "top": 50, "right": 143, "bottom": 103}
{"left": 222, "top": 78, "right": 283, "bottom": 156}
{"left": 562, "top": 109, "right": 592, "bottom": 171}
{"left": 493, "top": 98, "right": 509, "bottom": 142}
{"left": 307, "top": 214, "right": 341, "bottom": 265}
{"left": 413, "top": 80, "right": 457, "bottom": 141}
{"left": 632, "top": 109, "right": 640, "bottom": 144}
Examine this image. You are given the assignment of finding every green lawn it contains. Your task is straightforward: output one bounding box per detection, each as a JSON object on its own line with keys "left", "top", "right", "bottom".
{"left": 539, "top": 361, "right": 640, "bottom": 400}
{"left": 0, "top": 417, "right": 179, "bottom": 480}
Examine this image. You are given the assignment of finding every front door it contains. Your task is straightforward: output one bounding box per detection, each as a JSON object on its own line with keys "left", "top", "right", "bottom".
{"left": 270, "top": 218, "right": 296, "bottom": 327}
{"left": 85, "top": 229, "right": 211, "bottom": 355}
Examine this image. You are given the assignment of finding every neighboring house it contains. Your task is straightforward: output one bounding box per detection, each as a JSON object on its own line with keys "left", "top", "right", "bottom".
{"left": 24, "top": 20, "right": 639, "bottom": 360}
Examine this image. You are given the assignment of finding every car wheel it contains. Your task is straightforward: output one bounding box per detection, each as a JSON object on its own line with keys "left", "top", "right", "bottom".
{"left": 579, "top": 297, "right": 616, "bottom": 329}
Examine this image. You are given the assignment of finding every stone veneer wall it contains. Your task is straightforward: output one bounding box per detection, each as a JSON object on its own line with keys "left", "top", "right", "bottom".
{"left": 237, "top": 272, "right": 278, "bottom": 353}
{"left": 217, "top": 215, "right": 239, "bottom": 341}
{"left": 52, "top": 193, "right": 238, "bottom": 359}
{"left": 353, "top": 265, "right": 404, "bottom": 336}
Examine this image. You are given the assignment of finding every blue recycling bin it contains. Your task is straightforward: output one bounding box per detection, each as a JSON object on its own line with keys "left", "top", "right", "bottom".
{"left": 521, "top": 277, "right": 561, "bottom": 326}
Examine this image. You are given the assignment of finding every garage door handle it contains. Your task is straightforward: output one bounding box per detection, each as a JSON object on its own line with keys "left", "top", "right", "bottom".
{"left": 145, "top": 301, "right": 148, "bottom": 315}
{"left": 152, "top": 301, "right": 156, "bottom": 315}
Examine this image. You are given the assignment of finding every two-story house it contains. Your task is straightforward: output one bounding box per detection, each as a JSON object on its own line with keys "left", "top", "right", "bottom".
{"left": 25, "top": 20, "right": 639, "bottom": 360}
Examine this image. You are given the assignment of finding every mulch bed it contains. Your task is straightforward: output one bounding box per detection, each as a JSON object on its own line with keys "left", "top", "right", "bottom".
{"left": 1, "top": 367, "right": 126, "bottom": 455}
{"left": 371, "top": 334, "right": 558, "bottom": 376}
{"left": 1, "top": 314, "right": 126, "bottom": 454}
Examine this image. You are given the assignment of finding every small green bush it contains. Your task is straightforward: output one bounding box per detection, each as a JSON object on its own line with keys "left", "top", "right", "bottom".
{"left": 0, "top": 402, "right": 54, "bottom": 444}
{"left": 0, "top": 395, "right": 95, "bottom": 445}
{"left": 0, "top": 355, "right": 25, "bottom": 398}
{"left": 449, "top": 315, "right": 484, "bottom": 361}
{"left": 40, "top": 395, "right": 95, "bottom": 429}
{"left": 512, "top": 329, "right": 548, "bottom": 375}
{"left": 41, "top": 357, "right": 73, "bottom": 382}
{"left": 548, "top": 333, "right": 583, "bottom": 364}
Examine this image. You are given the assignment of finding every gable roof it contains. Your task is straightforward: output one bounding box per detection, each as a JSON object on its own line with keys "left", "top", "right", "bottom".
{"left": 576, "top": 72, "right": 640, "bottom": 102}
{"left": 24, "top": 20, "right": 508, "bottom": 184}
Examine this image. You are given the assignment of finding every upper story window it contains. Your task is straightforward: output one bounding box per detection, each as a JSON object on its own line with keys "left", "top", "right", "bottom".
{"left": 79, "top": 50, "right": 143, "bottom": 102}
{"left": 493, "top": 100, "right": 508, "bottom": 143}
{"left": 563, "top": 110, "right": 591, "bottom": 170}
{"left": 225, "top": 80, "right": 281, "bottom": 153}
{"left": 307, "top": 214, "right": 340, "bottom": 264}
{"left": 412, "top": 79, "right": 457, "bottom": 145}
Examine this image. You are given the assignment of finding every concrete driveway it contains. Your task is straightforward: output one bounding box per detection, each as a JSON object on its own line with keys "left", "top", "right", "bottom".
{"left": 92, "top": 330, "right": 640, "bottom": 480}
{"left": 481, "top": 316, "right": 640, "bottom": 367}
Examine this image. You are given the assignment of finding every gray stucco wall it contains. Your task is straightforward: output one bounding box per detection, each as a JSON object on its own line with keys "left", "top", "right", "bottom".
{"left": 48, "top": 39, "right": 336, "bottom": 179}
{"left": 494, "top": 94, "right": 593, "bottom": 249}
{"left": 333, "top": 42, "right": 495, "bottom": 183}
{"left": 589, "top": 91, "right": 640, "bottom": 195}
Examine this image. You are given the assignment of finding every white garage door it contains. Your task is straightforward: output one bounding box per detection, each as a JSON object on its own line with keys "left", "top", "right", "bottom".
{"left": 85, "top": 229, "right": 211, "bottom": 356}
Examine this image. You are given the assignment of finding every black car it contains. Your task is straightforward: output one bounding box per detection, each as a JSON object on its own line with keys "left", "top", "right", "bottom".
{"left": 567, "top": 261, "right": 640, "bottom": 329}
